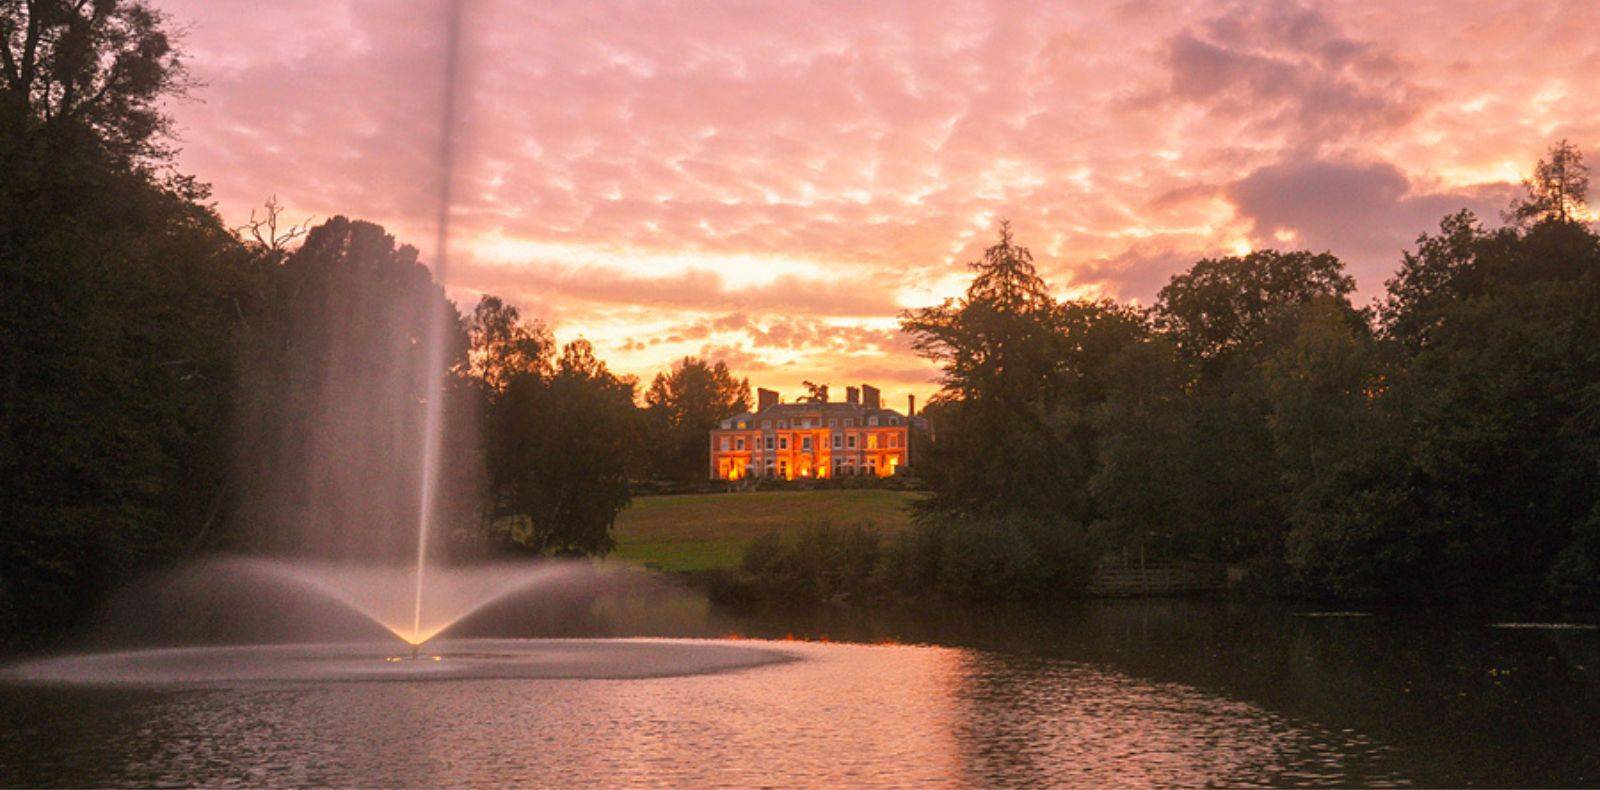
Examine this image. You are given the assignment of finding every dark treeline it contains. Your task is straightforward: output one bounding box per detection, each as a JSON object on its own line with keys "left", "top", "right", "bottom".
{"left": 5, "top": 2, "right": 1597, "bottom": 645}
{"left": 0, "top": 2, "right": 756, "bottom": 646}
{"left": 883, "top": 143, "right": 1595, "bottom": 607}
{"left": 736, "top": 145, "right": 1599, "bottom": 608}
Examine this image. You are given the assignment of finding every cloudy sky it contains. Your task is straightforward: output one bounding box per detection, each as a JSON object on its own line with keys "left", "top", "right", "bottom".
{"left": 157, "top": 0, "right": 1599, "bottom": 403}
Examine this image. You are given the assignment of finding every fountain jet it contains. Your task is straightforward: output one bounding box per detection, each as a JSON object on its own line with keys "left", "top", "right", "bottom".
{"left": 412, "top": 0, "right": 467, "bottom": 642}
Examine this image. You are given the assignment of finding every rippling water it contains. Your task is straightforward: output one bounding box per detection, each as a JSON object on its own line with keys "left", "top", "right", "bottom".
{"left": 2, "top": 599, "right": 1596, "bottom": 787}
{"left": 0, "top": 640, "right": 1407, "bottom": 787}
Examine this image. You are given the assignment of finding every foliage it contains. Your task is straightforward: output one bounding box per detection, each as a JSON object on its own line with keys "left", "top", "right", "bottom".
{"left": 231, "top": 217, "right": 472, "bottom": 560}
{"left": 0, "top": 0, "right": 242, "bottom": 642}
{"left": 465, "top": 295, "right": 553, "bottom": 394}
{"left": 1506, "top": 139, "right": 1589, "bottom": 226}
{"left": 480, "top": 331, "right": 640, "bottom": 556}
{"left": 641, "top": 357, "right": 750, "bottom": 483}
{"left": 881, "top": 513, "right": 1096, "bottom": 601}
{"left": 738, "top": 523, "right": 885, "bottom": 603}
{"left": 901, "top": 223, "right": 1147, "bottom": 523}
{"left": 727, "top": 512, "right": 1096, "bottom": 605}
{"left": 800, "top": 380, "right": 829, "bottom": 403}
{"left": 1152, "top": 249, "right": 1357, "bottom": 366}
{"left": 911, "top": 172, "right": 1600, "bottom": 605}
{"left": 0, "top": 2, "right": 656, "bottom": 642}
{"left": 1, "top": 0, "right": 188, "bottom": 166}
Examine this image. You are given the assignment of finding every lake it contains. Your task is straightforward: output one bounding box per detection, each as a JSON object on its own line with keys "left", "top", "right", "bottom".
{"left": 1, "top": 599, "right": 1595, "bottom": 786}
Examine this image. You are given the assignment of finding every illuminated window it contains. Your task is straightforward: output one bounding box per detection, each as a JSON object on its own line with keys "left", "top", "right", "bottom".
{"left": 868, "top": 434, "right": 879, "bottom": 450}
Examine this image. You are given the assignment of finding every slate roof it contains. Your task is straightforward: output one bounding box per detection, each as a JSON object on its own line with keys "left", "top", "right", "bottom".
{"left": 716, "top": 400, "right": 909, "bottom": 430}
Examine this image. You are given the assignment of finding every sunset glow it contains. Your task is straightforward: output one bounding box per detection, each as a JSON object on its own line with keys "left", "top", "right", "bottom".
{"left": 160, "top": 0, "right": 1600, "bottom": 399}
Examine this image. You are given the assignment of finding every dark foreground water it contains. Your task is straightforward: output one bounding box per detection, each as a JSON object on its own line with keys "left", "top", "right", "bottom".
{"left": 1, "top": 599, "right": 1596, "bottom": 787}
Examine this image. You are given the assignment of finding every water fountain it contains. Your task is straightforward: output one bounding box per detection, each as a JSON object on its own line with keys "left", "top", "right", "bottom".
{"left": 0, "top": 0, "right": 792, "bottom": 688}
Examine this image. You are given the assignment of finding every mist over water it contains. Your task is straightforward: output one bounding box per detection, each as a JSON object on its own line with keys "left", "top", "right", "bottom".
{"left": 238, "top": 559, "right": 585, "bottom": 645}
{"left": 230, "top": 0, "right": 474, "bottom": 596}
{"left": 77, "top": 556, "right": 723, "bottom": 651}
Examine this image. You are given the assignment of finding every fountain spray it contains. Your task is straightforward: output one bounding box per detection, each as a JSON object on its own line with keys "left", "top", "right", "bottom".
{"left": 412, "top": 0, "right": 466, "bottom": 650}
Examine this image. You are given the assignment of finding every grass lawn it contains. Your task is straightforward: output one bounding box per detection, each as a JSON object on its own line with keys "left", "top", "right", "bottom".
{"left": 611, "top": 489, "right": 925, "bottom": 572}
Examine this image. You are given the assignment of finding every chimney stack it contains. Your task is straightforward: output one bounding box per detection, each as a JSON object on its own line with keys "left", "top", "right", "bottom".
{"left": 908, "top": 394, "right": 916, "bottom": 417}
{"left": 757, "top": 388, "right": 779, "bottom": 412}
{"left": 846, "top": 386, "right": 860, "bottom": 405}
{"left": 862, "top": 384, "right": 880, "bottom": 410}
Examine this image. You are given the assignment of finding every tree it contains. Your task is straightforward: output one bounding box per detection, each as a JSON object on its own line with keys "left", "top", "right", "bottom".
{"left": 801, "top": 381, "right": 829, "bottom": 403}
{"left": 1, "top": 0, "right": 243, "bottom": 642}
{"left": 1144, "top": 249, "right": 1364, "bottom": 565}
{"left": 465, "top": 295, "right": 552, "bottom": 394}
{"left": 1, "top": 0, "right": 188, "bottom": 166}
{"left": 232, "top": 218, "right": 470, "bottom": 560}
{"left": 902, "top": 223, "right": 1146, "bottom": 522}
{"left": 1152, "top": 250, "right": 1357, "bottom": 368}
{"left": 642, "top": 357, "right": 750, "bottom": 483}
{"left": 1506, "top": 139, "right": 1590, "bottom": 226}
{"left": 237, "top": 196, "right": 312, "bottom": 259}
{"left": 1379, "top": 210, "right": 1485, "bottom": 349}
{"left": 1304, "top": 206, "right": 1600, "bottom": 602}
{"left": 1382, "top": 200, "right": 1600, "bottom": 350}
{"left": 1091, "top": 337, "right": 1207, "bottom": 558}
{"left": 482, "top": 339, "right": 639, "bottom": 555}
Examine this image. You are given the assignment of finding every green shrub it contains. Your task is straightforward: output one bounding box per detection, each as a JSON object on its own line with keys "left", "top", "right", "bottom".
{"left": 730, "top": 514, "right": 1096, "bottom": 605}
{"left": 882, "top": 513, "right": 1096, "bottom": 600}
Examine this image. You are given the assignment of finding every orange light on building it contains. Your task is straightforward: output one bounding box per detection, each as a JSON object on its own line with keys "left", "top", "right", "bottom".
{"left": 708, "top": 383, "right": 914, "bottom": 482}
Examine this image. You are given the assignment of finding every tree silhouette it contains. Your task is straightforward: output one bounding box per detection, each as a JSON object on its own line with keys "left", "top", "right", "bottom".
{"left": 1, "top": 0, "right": 189, "bottom": 164}
{"left": 642, "top": 357, "right": 750, "bottom": 483}
{"left": 801, "top": 381, "right": 829, "bottom": 403}
{"left": 1506, "top": 139, "right": 1590, "bottom": 226}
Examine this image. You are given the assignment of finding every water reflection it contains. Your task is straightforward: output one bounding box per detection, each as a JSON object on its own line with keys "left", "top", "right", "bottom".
{"left": 1, "top": 642, "right": 1407, "bottom": 787}
{"left": 952, "top": 652, "right": 1399, "bottom": 786}
{"left": 715, "top": 600, "right": 1600, "bottom": 787}
{"left": 2, "top": 594, "right": 1597, "bottom": 786}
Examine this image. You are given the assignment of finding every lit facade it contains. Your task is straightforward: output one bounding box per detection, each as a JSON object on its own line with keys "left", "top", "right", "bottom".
{"left": 710, "top": 384, "right": 915, "bottom": 480}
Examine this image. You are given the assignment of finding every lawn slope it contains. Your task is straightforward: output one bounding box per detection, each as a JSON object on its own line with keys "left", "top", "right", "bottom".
{"left": 612, "top": 489, "right": 923, "bottom": 571}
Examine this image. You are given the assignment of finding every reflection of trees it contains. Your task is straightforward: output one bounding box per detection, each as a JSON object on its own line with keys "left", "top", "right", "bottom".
{"left": 949, "top": 649, "right": 1367, "bottom": 786}
{"left": 717, "top": 600, "right": 1600, "bottom": 785}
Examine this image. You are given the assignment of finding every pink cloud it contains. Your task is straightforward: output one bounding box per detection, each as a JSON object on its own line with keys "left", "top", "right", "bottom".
{"left": 152, "top": 0, "right": 1600, "bottom": 401}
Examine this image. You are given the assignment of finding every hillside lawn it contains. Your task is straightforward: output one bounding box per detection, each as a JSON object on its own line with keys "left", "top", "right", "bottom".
{"left": 611, "top": 489, "right": 925, "bottom": 571}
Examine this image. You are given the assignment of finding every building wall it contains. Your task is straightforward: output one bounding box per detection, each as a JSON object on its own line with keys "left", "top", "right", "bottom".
{"left": 710, "top": 415, "right": 909, "bottom": 480}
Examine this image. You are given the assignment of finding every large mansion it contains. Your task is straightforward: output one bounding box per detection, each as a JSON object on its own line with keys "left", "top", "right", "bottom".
{"left": 710, "top": 384, "right": 914, "bottom": 480}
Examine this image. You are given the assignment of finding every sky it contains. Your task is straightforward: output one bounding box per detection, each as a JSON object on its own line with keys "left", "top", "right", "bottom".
{"left": 155, "top": 0, "right": 1600, "bottom": 404}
